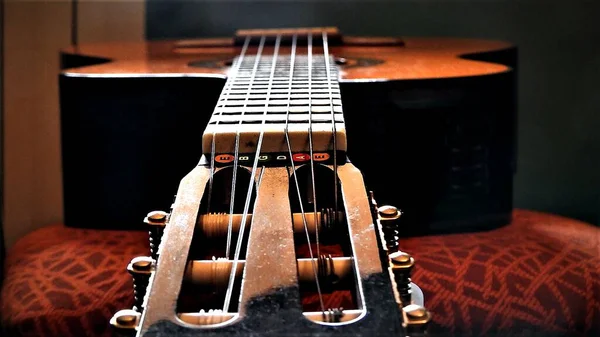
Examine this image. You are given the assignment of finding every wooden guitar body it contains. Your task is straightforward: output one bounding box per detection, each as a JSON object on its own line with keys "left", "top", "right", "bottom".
{"left": 58, "top": 30, "right": 517, "bottom": 336}
{"left": 60, "top": 36, "right": 516, "bottom": 235}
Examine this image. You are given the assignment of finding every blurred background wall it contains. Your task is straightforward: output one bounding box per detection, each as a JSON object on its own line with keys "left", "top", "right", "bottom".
{"left": 1, "top": 0, "right": 598, "bottom": 250}
{"left": 1, "top": 1, "right": 144, "bottom": 249}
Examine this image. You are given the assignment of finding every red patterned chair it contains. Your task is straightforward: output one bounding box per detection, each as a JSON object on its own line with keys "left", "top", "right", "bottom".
{"left": 1, "top": 209, "right": 599, "bottom": 336}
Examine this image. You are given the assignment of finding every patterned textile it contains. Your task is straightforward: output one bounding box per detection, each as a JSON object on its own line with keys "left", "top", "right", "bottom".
{"left": 0, "top": 225, "right": 148, "bottom": 337}
{"left": 1, "top": 210, "right": 599, "bottom": 337}
{"left": 400, "top": 210, "right": 600, "bottom": 337}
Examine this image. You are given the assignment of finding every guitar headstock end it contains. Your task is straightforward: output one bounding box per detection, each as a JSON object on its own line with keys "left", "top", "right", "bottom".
{"left": 369, "top": 191, "right": 432, "bottom": 336}
{"left": 110, "top": 209, "right": 170, "bottom": 337}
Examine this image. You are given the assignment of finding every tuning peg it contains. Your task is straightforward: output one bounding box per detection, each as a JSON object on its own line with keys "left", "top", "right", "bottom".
{"left": 127, "top": 256, "right": 154, "bottom": 312}
{"left": 144, "top": 210, "right": 169, "bottom": 261}
{"left": 402, "top": 304, "right": 432, "bottom": 336}
{"left": 110, "top": 309, "right": 141, "bottom": 337}
{"left": 110, "top": 257, "right": 153, "bottom": 336}
{"left": 389, "top": 250, "right": 415, "bottom": 306}
{"left": 377, "top": 205, "right": 402, "bottom": 251}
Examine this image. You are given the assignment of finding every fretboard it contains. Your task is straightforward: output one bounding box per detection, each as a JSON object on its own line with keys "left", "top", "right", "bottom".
{"left": 202, "top": 54, "right": 346, "bottom": 166}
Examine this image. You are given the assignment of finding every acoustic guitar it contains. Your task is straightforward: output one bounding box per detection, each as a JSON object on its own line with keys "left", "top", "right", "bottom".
{"left": 58, "top": 27, "right": 516, "bottom": 336}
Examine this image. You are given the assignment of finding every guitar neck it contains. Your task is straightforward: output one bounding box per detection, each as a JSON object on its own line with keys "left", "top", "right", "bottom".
{"left": 202, "top": 51, "right": 347, "bottom": 165}
{"left": 99, "top": 27, "right": 456, "bottom": 337}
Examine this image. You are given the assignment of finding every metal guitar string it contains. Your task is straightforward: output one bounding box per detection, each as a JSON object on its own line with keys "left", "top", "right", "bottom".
{"left": 207, "top": 36, "right": 251, "bottom": 217}
{"left": 222, "top": 35, "right": 276, "bottom": 312}
{"left": 321, "top": 32, "right": 339, "bottom": 224}
{"left": 284, "top": 34, "right": 326, "bottom": 314}
{"left": 207, "top": 133, "right": 216, "bottom": 213}
{"left": 307, "top": 33, "right": 321, "bottom": 259}
{"left": 224, "top": 37, "right": 254, "bottom": 259}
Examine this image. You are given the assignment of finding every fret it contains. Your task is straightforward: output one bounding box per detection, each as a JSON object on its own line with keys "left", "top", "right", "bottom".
{"left": 218, "top": 99, "right": 342, "bottom": 107}
{"left": 223, "top": 88, "right": 341, "bottom": 94}
{"left": 220, "top": 93, "right": 341, "bottom": 100}
{"left": 225, "top": 82, "right": 339, "bottom": 88}
{"left": 208, "top": 113, "right": 344, "bottom": 124}
{"left": 224, "top": 83, "right": 340, "bottom": 88}
{"left": 202, "top": 55, "right": 346, "bottom": 155}
{"left": 222, "top": 91, "right": 340, "bottom": 97}
{"left": 214, "top": 105, "right": 343, "bottom": 115}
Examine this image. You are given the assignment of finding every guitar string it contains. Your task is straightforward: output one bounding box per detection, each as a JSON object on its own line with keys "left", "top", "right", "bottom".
{"left": 284, "top": 34, "right": 326, "bottom": 314}
{"left": 321, "top": 32, "right": 340, "bottom": 226}
{"left": 307, "top": 33, "right": 321, "bottom": 259}
{"left": 222, "top": 35, "right": 275, "bottom": 312}
{"left": 207, "top": 132, "right": 215, "bottom": 214}
{"left": 224, "top": 37, "right": 254, "bottom": 259}
{"left": 207, "top": 36, "right": 251, "bottom": 217}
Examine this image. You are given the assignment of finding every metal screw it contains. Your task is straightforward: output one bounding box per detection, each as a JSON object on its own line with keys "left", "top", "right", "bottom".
{"left": 377, "top": 205, "right": 402, "bottom": 251}
{"left": 111, "top": 309, "right": 140, "bottom": 329}
{"left": 390, "top": 251, "right": 412, "bottom": 265}
{"left": 402, "top": 304, "right": 431, "bottom": 331}
{"left": 378, "top": 205, "right": 399, "bottom": 217}
{"left": 116, "top": 314, "right": 137, "bottom": 327}
{"left": 146, "top": 210, "right": 168, "bottom": 223}
{"left": 132, "top": 258, "right": 153, "bottom": 272}
{"left": 390, "top": 251, "right": 415, "bottom": 306}
{"left": 144, "top": 211, "right": 168, "bottom": 260}
{"left": 127, "top": 256, "right": 154, "bottom": 313}
{"left": 405, "top": 305, "right": 427, "bottom": 319}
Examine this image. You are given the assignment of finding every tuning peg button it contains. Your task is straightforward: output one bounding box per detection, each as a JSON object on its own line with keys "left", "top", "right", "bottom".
{"left": 110, "top": 309, "right": 141, "bottom": 337}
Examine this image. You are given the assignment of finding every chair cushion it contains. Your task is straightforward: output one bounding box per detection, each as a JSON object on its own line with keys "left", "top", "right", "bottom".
{"left": 1, "top": 225, "right": 148, "bottom": 337}
{"left": 400, "top": 209, "right": 600, "bottom": 336}
{"left": 1, "top": 210, "right": 599, "bottom": 336}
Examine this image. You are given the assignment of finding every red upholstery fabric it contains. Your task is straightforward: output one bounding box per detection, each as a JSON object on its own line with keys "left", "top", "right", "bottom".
{"left": 0, "top": 225, "right": 148, "bottom": 337}
{"left": 1, "top": 210, "right": 599, "bottom": 336}
{"left": 401, "top": 210, "right": 600, "bottom": 336}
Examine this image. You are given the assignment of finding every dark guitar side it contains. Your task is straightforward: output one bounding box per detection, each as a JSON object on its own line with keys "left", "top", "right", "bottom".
{"left": 58, "top": 37, "right": 516, "bottom": 235}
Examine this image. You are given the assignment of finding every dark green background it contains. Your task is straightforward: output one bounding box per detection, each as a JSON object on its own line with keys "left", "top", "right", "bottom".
{"left": 146, "top": 0, "right": 599, "bottom": 225}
